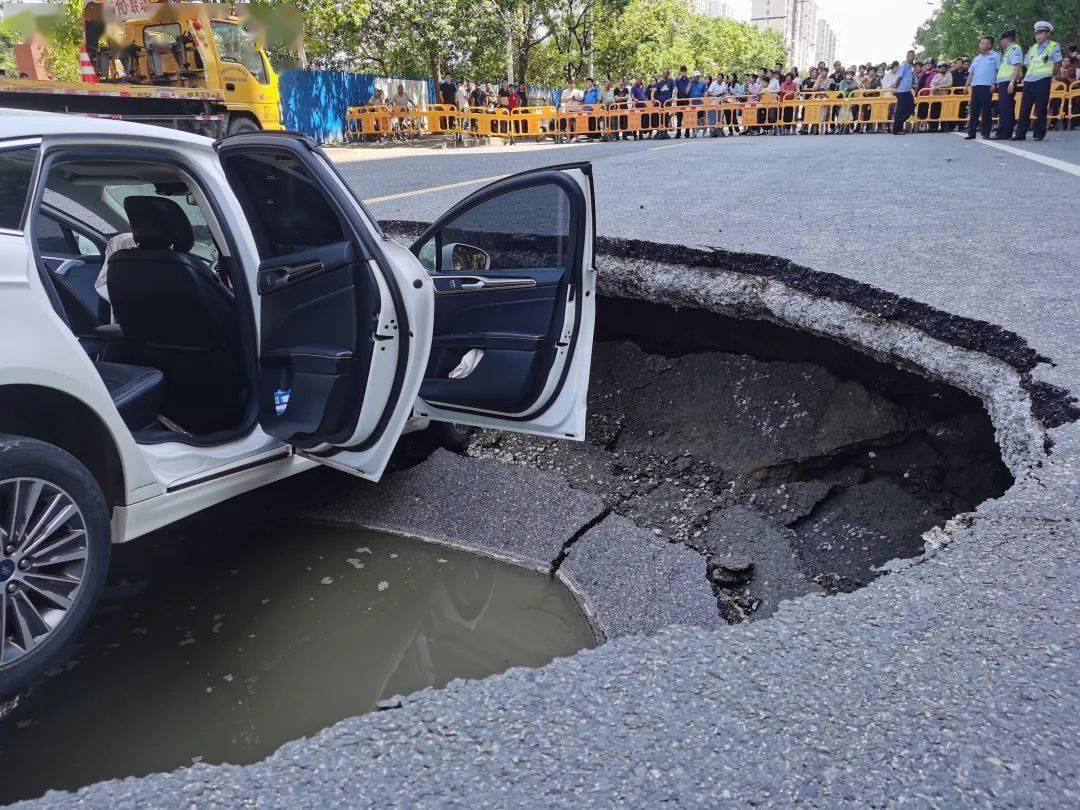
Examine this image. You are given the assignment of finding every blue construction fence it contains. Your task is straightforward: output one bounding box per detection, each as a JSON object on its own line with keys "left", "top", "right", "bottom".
{"left": 279, "top": 70, "right": 558, "bottom": 143}
{"left": 278, "top": 69, "right": 436, "bottom": 143}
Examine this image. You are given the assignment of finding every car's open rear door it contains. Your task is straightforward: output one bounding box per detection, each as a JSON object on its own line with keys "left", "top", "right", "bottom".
{"left": 410, "top": 163, "right": 595, "bottom": 440}
{"left": 217, "top": 133, "right": 432, "bottom": 480}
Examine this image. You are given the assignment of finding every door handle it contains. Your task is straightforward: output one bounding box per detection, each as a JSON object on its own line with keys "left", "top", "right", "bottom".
{"left": 257, "top": 260, "right": 325, "bottom": 294}
{"left": 459, "top": 276, "right": 536, "bottom": 291}
{"left": 281, "top": 260, "right": 324, "bottom": 280}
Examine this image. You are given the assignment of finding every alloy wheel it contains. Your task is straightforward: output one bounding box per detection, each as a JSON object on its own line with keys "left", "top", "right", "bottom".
{"left": 0, "top": 478, "right": 89, "bottom": 666}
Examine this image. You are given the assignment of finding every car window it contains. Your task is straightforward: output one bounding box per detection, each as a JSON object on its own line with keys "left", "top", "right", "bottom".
{"left": 74, "top": 232, "right": 101, "bottom": 257}
{"left": 36, "top": 215, "right": 73, "bottom": 254}
{"left": 43, "top": 190, "right": 116, "bottom": 236}
{"left": 0, "top": 147, "right": 38, "bottom": 231}
{"left": 221, "top": 151, "right": 346, "bottom": 260}
{"left": 418, "top": 183, "right": 571, "bottom": 272}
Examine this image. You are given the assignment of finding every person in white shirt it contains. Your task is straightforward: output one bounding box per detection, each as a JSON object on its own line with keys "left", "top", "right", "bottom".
{"left": 389, "top": 84, "right": 413, "bottom": 140}
{"left": 94, "top": 232, "right": 138, "bottom": 304}
{"left": 559, "top": 79, "right": 583, "bottom": 111}
{"left": 929, "top": 62, "right": 953, "bottom": 92}
{"left": 389, "top": 84, "right": 412, "bottom": 110}
{"left": 455, "top": 82, "right": 471, "bottom": 110}
{"left": 766, "top": 71, "right": 781, "bottom": 93}
{"left": 558, "top": 79, "right": 584, "bottom": 137}
{"left": 881, "top": 62, "right": 899, "bottom": 92}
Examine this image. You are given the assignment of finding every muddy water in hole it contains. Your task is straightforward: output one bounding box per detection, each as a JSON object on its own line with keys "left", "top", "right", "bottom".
{"left": 0, "top": 521, "right": 595, "bottom": 803}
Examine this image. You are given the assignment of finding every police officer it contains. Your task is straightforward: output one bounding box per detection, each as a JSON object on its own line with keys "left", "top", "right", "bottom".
{"left": 993, "top": 29, "right": 1023, "bottom": 140}
{"left": 965, "top": 36, "right": 1000, "bottom": 139}
{"left": 1014, "top": 21, "right": 1062, "bottom": 141}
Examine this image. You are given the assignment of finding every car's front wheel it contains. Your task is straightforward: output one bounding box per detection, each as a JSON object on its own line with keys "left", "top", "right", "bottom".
{"left": 427, "top": 422, "right": 475, "bottom": 453}
{"left": 0, "top": 435, "right": 110, "bottom": 698}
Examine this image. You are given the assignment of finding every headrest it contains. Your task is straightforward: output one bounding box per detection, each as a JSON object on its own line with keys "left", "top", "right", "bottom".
{"left": 123, "top": 196, "right": 195, "bottom": 252}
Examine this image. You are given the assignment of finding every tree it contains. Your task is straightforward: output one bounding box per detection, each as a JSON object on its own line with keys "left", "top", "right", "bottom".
{"left": 0, "top": 29, "right": 17, "bottom": 77}
{"left": 488, "top": 0, "right": 558, "bottom": 85}
{"left": 254, "top": 0, "right": 786, "bottom": 86}
{"left": 250, "top": 0, "right": 372, "bottom": 70}
{"left": 593, "top": 0, "right": 785, "bottom": 79}
{"left": 916, "top": 0, "right": 1080, "bottom": 61}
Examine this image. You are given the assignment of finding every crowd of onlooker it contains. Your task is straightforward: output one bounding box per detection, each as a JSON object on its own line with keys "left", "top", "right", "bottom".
{"left": 545, "top": 51, "right": 1080, "bottom": 136}
{"left": 433, "top": 78, "right": 533, "bottom": 111}
{"left": 362, "top": 42, "right": 1080, "bottom": 141}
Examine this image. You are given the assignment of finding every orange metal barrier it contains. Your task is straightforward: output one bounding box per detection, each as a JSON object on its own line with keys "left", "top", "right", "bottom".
{"left": 510, "top": 105, "right": 557, "bottom": 139}
{"left": 345, "top": 104, "right": 392, "bottom": 141}
{"left": 344, "top": 83, "right": 1080, "bottom": 144}
{"left": 412, "top": 104, "right": 459, "bottom": 137}
{"left": 912, "top": 87, "right": 969, "bottom": 127}
{"left": 1048, "top": 81, "right": 1072, "bottom": 128}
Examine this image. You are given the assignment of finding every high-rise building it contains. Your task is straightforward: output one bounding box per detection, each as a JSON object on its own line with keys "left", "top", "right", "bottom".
{"left": 750, "top": 0, "right": 836, "bottom": 70}
{"left": 694, "top": 0, "right": 735, "bottom": 19}
{"left": 815, "top": 18, "right": 837, "bottom": 65}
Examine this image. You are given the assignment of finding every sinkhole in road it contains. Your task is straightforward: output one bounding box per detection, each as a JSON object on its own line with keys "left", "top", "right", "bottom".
{"left": 0, "top": 520, "right": 595, "bottom": 804}
{"left": 472, "top": 295, "right": 1015, "bottom": 621}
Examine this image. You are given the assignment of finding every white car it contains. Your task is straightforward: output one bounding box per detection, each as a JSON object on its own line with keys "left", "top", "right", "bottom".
{"left": 0, "top": 111, "right": 596, "bottom": 696}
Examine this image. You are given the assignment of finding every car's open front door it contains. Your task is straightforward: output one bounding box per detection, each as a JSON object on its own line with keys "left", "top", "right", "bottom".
{"left": 410, "top": 163, "right": 596, "bottom": 440}
{"left": 217, "top": 134, "right": 432, "bottom": 480}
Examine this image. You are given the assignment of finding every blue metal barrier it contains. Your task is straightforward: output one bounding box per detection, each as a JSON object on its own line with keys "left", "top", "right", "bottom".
{"left": 279, "top": 70, "right": 436, "bottom": 143}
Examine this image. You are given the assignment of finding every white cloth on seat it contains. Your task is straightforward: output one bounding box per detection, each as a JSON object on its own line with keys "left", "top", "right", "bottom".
{"left": 93, "top": 232, "right": 138, "bottom": 303}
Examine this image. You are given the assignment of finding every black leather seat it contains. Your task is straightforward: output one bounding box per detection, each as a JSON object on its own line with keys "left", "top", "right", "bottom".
{"left": 107, "top": 196, "right": 244, "bottom": 434}
{"left": 94, "top": 361, "right": 165, "bottom": 430}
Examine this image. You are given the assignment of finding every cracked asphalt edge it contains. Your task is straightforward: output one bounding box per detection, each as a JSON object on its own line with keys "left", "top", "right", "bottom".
{"left": 384, "top": 220, "right": 1056, "bottom": 482}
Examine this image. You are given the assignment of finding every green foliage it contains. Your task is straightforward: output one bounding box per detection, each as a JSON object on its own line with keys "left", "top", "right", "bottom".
{"left": 0, "top": 26, "right": 18, "bottom": 76}
{"left": 0, "top": 0, "right": 83, "bottom": 81}
{"left": 249, "top": 0, "right": 372, "bottom": 70}
{"left": 594, "top": 0, "right": 784, "bottom": 79}
{"left": 915, "top": 0, "right": 1080, "bottom": 61}
{"left": 38, "top": 0, "right": 83, "bottom": 82}
{"left": 266, "top": 0, "right": 787, "bottom": 87}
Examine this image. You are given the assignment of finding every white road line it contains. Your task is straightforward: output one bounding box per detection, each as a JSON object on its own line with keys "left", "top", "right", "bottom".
{"left": 363, "top": 173, "right": 509, "bottom": 205}
{"left": 648, "top": 143, "right": 685, "bottom": 151}
{"left": 959, "top": 133, "right": 1080, "bottom": 178}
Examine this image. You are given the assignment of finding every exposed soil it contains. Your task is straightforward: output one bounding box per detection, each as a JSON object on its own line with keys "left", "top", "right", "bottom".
{"left": 467, "top": 296, "right": 1013, "bottom": 622}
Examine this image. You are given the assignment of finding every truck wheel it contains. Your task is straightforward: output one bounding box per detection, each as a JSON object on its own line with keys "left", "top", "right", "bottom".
{"left": 0, "top": 435, "right": 110, "bottom": 699}
{"left": 226, "top": 115, "right": 260, "bottom": 136}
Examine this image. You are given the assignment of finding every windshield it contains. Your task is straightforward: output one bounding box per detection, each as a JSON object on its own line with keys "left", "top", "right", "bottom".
{"left": 210, "top": 20, "right": 269, "bottom": 85}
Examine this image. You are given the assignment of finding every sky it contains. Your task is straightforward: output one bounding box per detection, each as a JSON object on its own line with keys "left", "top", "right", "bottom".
{"left": 727, "top": 0, "right": 942, "bottom": 65}
{"left": 816, "top": 0, "right": 941, "bottom": 63}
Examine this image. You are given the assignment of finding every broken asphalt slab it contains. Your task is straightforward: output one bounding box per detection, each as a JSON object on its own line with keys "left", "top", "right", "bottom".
{"left": 306, "top": 449, "right": 604, "bottom": 574}
{"left": 306, "top": 449, "right": 727, "bottom": 641}
{"left": 559, "top": 513, "right": 724, "bottom": 639}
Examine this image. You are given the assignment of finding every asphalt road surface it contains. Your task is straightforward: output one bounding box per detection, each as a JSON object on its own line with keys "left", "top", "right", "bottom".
{"left": 23, "top": 130, "right": 1080, "bottom": 808}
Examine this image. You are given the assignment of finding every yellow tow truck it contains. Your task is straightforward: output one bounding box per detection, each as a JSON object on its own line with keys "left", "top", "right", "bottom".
{"left": 0, "top": 1, "right": 282, "bottom": 136}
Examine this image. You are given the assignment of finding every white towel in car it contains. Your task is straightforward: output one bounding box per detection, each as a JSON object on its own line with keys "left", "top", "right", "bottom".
{"left": 93, "top": 232, "right": 138, "bottom": 303}
{"left": 449, "top": 348, "right": 484, "bottom": 380}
